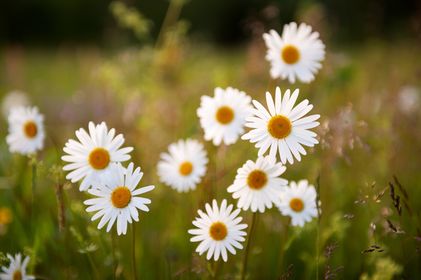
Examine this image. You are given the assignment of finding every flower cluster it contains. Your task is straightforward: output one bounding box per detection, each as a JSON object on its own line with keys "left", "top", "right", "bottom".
{"left": 2, "top": 20, "right": 324, "bottom": 272}
{"left": 155, "top": 22, "right": 324, "bottom": 262}
{"left": 62, "top": 122, "right": 155, "bottom": 235}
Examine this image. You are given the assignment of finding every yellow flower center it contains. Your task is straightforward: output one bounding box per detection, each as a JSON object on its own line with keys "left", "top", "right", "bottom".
{"left": 247, "top": 170, "right": 268, "bottom": 190}
{"left": 281, "top": 45, "right": 300, "bottom": 64}
{"left": 179, "top": 161, "right": 193, "bottom": 176}
{"left": 289, "top": 198, "right": 304, "bottom": 212}
{"left": 111, "top": 186, "right": 132, "bottom": 208}
{"left": 215, "top": 106, "right": 234, "bottom": 124}
{"left": 13, "top": 270, "right": 22, "bottom": 280}
{"left": 23, "top": 121, "right": 38, "bottom": 138}
{"left": 209, "top": 222, "right": 228, "bottom": 241}
{"left": 267, "top": 115, "right": 292, "bottom": 139}
{"left": 88, "top": 148, "right": 110, "bottom": 170}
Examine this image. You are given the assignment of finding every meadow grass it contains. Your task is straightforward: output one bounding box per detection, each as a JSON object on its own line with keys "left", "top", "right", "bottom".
{"left": 0, "top": 39, "right": 420, "bottom": 279}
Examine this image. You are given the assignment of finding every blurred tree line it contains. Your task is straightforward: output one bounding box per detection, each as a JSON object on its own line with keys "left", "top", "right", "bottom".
{"left": 0, "top": 0, "right": 420, "bottom": 45}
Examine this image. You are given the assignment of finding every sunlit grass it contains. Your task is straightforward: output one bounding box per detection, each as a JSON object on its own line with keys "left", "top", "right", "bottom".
{"left": 0, "top": 37, "right": 420, "bottom": 279}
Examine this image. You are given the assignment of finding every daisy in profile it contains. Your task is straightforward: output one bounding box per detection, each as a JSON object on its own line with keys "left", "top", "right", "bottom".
{"left": 277, "top": 180, "right": 318, "bottom": 227}
{"left": 84, "top": 162, "right": 154, "bottom": 235}
{"left": 6, "top": 106, "right": 45, "bottom": 155}
{"left": 0, "top": 253, "right": 34, "bottom": 280}
{"left": 188, "top": 199, "right": 247, "bottom": 262}
{"left": 263, "top": 22, "right": 325, "bottom": 83}
{"left": 227, "top": 156, "right": 288, "bottom": 213}
{"left": 157, "top": 139, "right": 208, "bottom": 192}
{"left": 62, "top": 122, "right": 133, "bottom": 191}
{"left": 197, "top": 87, "right": 253, "bottom": 146}
{"left": 242, "top": 87, "right": 320, "bottom": 165}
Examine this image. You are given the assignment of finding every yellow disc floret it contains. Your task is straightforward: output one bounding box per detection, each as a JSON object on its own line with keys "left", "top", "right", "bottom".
{"left": 247, "top": 170, "right": 268, "bottom": 190}
{"left": 289, "top": 198, "right": 304, "bottom": 212}
{"left": 111, "top": 186, "right": 132, "bottom": 208}
{"left": 267, "top": 115, "right": 292, "bottom": 139}
{"left": 89, "top": 148, "right": 110, "bottom": 170}
{"left": 281, "top": 45, "right": 300, "bottom": 65}
{"left": 215, "top": 106, "right": 234, "bottom": 124}
{"left": 209, "top": 222, "right": 228, "bottom": 241}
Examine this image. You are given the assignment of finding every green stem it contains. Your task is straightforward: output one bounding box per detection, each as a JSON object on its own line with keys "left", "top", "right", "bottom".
{"left": 316, "top": 217, "right": 320, "bottom": 280}
{"left": 241, "top": 212, "right": 258, "bottom": 280}
{"left": 278, "top": 218, "right": 290, "bottom": 275}
{"left": 111, "top": 231, "right": 117, "bottom": 280}
{"left": 87, "top": 252, "right": 99, "bottom": 279}
{"left": 213, "top": 259, "right": 222, "bottom": 279}
{"left": 132, "top": 223, "right": 138, "bottom": 280}
{"left": 316, "top": 174, "right": 322, "bottom": 280}
{"left": 31, "top": 161, "right": 37, "bottom": 239}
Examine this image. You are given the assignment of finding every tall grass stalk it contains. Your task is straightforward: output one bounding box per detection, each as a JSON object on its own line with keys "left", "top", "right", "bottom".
{"left": 155, "top": 0, "right": 184, "bottom": 49}
{"left": 132, "top": 223, "right": 138, "bottom": 280}
{"left": 54, "top": 183, "right": 66, "bottom": 232}
{"left": 241, "top": 212, "right": 258, "bottom": 280}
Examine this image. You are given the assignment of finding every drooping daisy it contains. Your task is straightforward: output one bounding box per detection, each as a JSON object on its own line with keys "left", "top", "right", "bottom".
{"left": 263, "top": 22, "right": 325, "bottom": 83}
{"left": 84, "top": 162, "right": 154, "bottom": 235}
{"left": 62, "top": 122, "right": 133, "bottom": 191}
{"left": 0, "top": 253, "right": 34, "bottom": 280}
{"left": 197, "top": 87, "right": 253, "bottom": 146}
{"left": 6, "top": 106, "right": 45, "bottom": 155}
{"left": 227, "top": 156, "right": 288, "bottom": 213}
{"left": 277, "top": 180, "right": 318, "bottom": 227}
{"left": 188, "top": 199, "right": 248, "bottom": 262}
{"left": 242, "top": 87, "right": 320, "bottom": 165}
{"left": 157, "top": 139, "right": 208, "bottom": 192}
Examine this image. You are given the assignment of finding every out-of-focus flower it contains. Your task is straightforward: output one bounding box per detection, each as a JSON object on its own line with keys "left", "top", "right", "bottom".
{"left": 277, "top": 180, "right": 318, "bottom": 227}
{"left": 0, "top": 208, "right": 12, "bottom": 226}
{"left": 1, "top": 90, "right": 30, "bottom": 118}
{"left": 397, "top": 86, "right": 419, "bottom": 115}
{"left": 188, "top": 199, "right": 247, "bottom": 262}
{"left": 263, "top": 22, "right": 325, "bottom": 83}
{"left": 0, "top": 253, "right": 34, "bottom": 280}
{"left": 0, "top": 207, "right": 12, "bottom": 235}
{"left": 157, "top": 139, "right": 208, "bottom": 193}
{"left": 62, "top": 122, "right": 133, "bottom": 191}
{"left": 227, "top": 156, "right": 287, "bottom": 213}
{"left": 242, "top": 87, "right": 320, "bottom": 164}
{"left": 6, "top": 106, "right": 45, "bottom": 155}
{"left": 84, "top": 163, "right": 154, "bottom": 235}
{"left": 197, "top": 87, "right": 253, "bottom": 146}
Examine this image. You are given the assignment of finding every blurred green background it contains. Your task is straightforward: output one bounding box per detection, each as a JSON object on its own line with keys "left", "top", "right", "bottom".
{"left": 1, "top": 0, "right": 420, "bottom": 45}
{"left": 0, "top": 0, "right": 421, "bottom": 279}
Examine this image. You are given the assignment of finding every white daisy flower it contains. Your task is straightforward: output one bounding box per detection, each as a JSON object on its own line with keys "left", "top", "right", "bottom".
{"left": 197, "top": 87, "right": 253, "bottom": 146}
{"left": 84, "top": 162, "right": 155, "bottom": 235}
{"left": 242, "top": 87, "right": 320, "bottom": 165}
{"left": 157, "top": 139, "right": 208, "bottom": 192}
{"left": 277, "top": 180, "right": 318, "bottom": 227}
{"left": 188, "top": 199, "right": 248, "bottom": 262}
{"left": 6, "top": 106, "right": 45, "bottom": 155}
{"left": 263, "top": 22, "right": 325, "bottom": 83}
{"left": 227, "top": 156, "right": 288, "bottom": 213}
{"left": 0, "top": 253, "right": 34, "bottom": 280}
{"left": 62, "top": 121, "right": 133, "bottom": 191}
